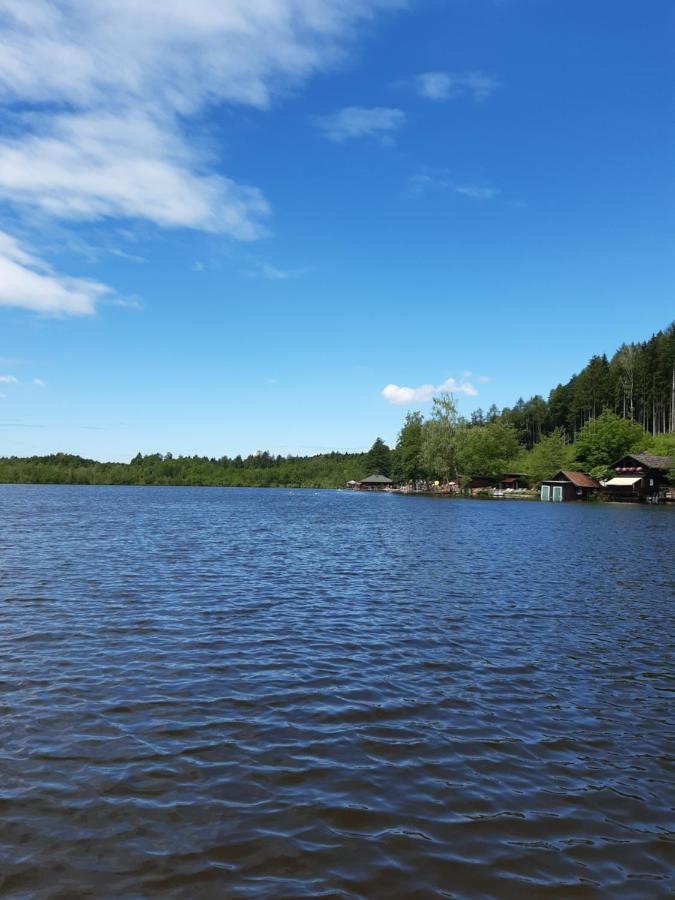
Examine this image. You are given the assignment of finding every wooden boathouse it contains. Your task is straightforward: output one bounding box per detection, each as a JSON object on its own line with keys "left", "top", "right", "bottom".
{"left": 604, "top": 452, "right": 674, "bottom": 502}
{"left": 540, "top": 471, "right": 600, "bottom": 502}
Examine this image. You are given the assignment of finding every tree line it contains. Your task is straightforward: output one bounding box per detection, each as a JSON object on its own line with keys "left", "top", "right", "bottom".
{"left": 0, "top": 450, "right": 367, "bottom": 489}
{"left": 378, "top": 403, "right": 674, "bottom": 488}
{"left": 485, "top": 322, "right": 675, "bottom": 447}
{"left": 371, "top": 322, "right": 675, "bottom": 486}
{"left": 1, "top": 323, "right": 673, "bottom": 489}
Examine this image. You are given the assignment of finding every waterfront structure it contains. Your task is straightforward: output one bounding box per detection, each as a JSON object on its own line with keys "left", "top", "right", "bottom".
{"left": 540, "top": 471, "right": 600, "bottom": 502}
{"left": 470, "top": 473, "right": 530, "bottom": 494}
{"left": 497, "top": 473, "right": 530, "bottom": 490}
{"left": 604, "top": 452, "right": 674, "bottom": 502}
{"left": 469, "top": 476, "right": 494, "bottom": 492}
{"left": 354, "top": 474, "right": 395, "bottom": 491}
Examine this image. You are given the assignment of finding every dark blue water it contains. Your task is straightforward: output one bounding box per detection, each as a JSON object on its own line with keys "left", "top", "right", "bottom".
{"left": 1, "top": 485, "right": 674, "bottom": 898}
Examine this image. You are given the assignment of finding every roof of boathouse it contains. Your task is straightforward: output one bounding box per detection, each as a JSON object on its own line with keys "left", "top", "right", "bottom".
{"left": 359, "top": 474, "right": 393, "bottom": 484}
{"left": 544, "top": 471, "right": 600, "bottom": 488}
{"left": 613, "top": 452, "right": 674, "bottom": 471}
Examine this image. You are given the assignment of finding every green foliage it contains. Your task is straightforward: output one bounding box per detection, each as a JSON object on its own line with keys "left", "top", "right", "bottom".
{"left": 0, "top": 450, "right": 368, "bottom": 489}
{"left": 3, "top": 325, "right": 672, "bottom": 491}
{"left": 393, "top": 410, "right": 425, "bottom": 483}
{"left": 519, "top": 428, "right": 575, "bottom": 484}
{"left": 420, "top": 392, "right": 460, "bottom": 481}
{"left": 647, "top": 436, "right": 675, "bottom": 486}
{"left": 497, "top": 322, "right": 675, "bottom": 440}
{"left": 589, "top": 464, "right": 614, "bottom": 481}
{"left": 574, "top": 409, "right": 647, "bottom": 470}
{"left": 455, "top": 421, "right": 521, "bottom": 478}
{"left": 364, "top": 437, "right": 392, "bottom": 477}
{"left": 645, "top": 433, "right": 675, "bottom": 457}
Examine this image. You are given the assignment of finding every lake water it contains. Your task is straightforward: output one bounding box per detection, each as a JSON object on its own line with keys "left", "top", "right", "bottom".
{"left": 1, "top": 485, "right": 674, "bottom": 898}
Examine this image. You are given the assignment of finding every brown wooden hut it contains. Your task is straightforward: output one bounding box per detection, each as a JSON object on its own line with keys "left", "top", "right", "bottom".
{"left": 604, "top": 452, "right": 674, "bottom": 502}
{"left": 469, "top": 475, "right": 494, "bottom": 491}
{"left": 497, "top": 473, "right": 529, "bottom": 490}
{"left": 540, "top": 471, "right": 600, "bottom": 502}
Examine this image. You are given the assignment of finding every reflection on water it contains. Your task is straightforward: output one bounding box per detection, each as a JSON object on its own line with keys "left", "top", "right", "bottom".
{"left": 1, "top": 485, "right": 673, "bottom": 898}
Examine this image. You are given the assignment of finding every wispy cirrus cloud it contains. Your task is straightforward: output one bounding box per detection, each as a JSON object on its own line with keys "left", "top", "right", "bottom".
{"left": 315, "top": 106, "right": 405, "bottom": 143}
{"left": 454, "top": 184, "right": 501, "bottom": 200}
{"left": 415, "top": 70, "right": 501, "bottom": 102}
{"left": 0, "top": 0, "right": 405, "bottom": 314}
{"left": 108, "top": 249, "right": 147, "bottom": 264}
{"left": 0, "top": 230, "right": 112, "bottom": 316}
{"left": 0, "top": 112, "right": 270, "bottom": 240}
{"left": 0, "top": 372, "right": 48, "bottom": 386}
{"left": 382, "top": 376, "right": 479, "bottom": 405}
{"left": 248, "top": 259, "right": 312, "bottom": 280}
{"left": 409, "top": 170, "right": 500, "bottom": 201}
{"left": 0, "top": 2, "right": 406, "bottom": 113}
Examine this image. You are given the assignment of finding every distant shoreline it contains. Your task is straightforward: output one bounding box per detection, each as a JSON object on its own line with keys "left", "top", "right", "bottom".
{"left": 3, "top": 483, "right": 674, "bottom": 510}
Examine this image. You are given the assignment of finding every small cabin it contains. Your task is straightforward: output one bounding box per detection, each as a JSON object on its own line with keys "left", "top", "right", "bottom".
{"left": 540, "top": 471, "right": 600, "bottom": 502}
{"left": 497, "top": 472, "right": 529, "bottom": 490}
{"left": 356, "top": 474, "right": 394, "bottom": 491}
{"left": 469, "top": 475, "right": 494, "bottom": 491}
{"left": 604, "top": 452, "right": 674, "bottom": 502}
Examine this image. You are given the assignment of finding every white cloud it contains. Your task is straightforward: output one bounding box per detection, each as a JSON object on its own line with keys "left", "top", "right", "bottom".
{"left": 415, "top": 72, "right": 453, "bottom": 101}
{"left": 0, "top": 374, "right": 19, "bottom": 383}
{"left": 109, "top": 248, "right": 147, "bottom": 263}
{"left": 250, "top": 260, "right": 311, "bottom": 280}
{"left": 455, "top": 185, "right": 500, "bottom": 200}
{"left": 0, "top": 1, "right": 404, "bottom": 113}
{"left": 409, "top": 171, "right": 500, "bottom": 201}
{"left": 0, "top": 230, "right": 112, "bottom": 315}
{"left": 382, "top": 383, "right": 436, "bottom": 405}
{"left": 315, "top": 106, "right": 405, "bottom": 142}
{"left": 0, "top": 112, "right": 270, "bottom": 240}
{"left": 33, "top": 377, "right": 46, "bottom": 386}
{"left": 257, "top": 262, "right": 293, "bottom": 280}
{"left": 415, "top": 71, "right": 500, "bottom": 103}
{"left": 382, "top": 376, "right": 479, "bottom": 405}
{"left": 407, "top": 171, "right": 452, "bottom": 196}
{"left": 0, "top": 1, "right": 405, "bottom": 311}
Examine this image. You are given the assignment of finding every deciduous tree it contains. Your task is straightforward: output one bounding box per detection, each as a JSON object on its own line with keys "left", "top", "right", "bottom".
{"left": 574, "top": 409, "right": 646, "bottom": 470}
{"left": 393, "top": 410, "right": 425, "bottom": 484}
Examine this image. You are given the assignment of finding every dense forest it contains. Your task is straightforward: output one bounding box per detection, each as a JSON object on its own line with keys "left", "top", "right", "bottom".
{"left": 0, "top": 450, "right": 367, "bottom": 490}
{"left": 472, "top": 321, "right": 675, "bottom": 447}
{"left": 1, "top": 323, "right": 673, "bottom": 489}
{"left": 384, "top": 321, "right": 675, "bottom": 486}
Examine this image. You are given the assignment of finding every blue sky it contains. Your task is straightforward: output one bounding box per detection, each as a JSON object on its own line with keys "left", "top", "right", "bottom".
{"left": 1, "top": 0, "right": 673, "bottom": 460}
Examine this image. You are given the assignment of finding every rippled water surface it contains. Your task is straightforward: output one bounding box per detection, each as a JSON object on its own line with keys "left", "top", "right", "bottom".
{"left": 1, "top": 485, "right": 674, "bottom": 898}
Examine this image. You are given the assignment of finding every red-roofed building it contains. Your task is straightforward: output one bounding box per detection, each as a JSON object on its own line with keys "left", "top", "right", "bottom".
{"left": 540, "top": 471, "right": 600, "bottom": 502}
